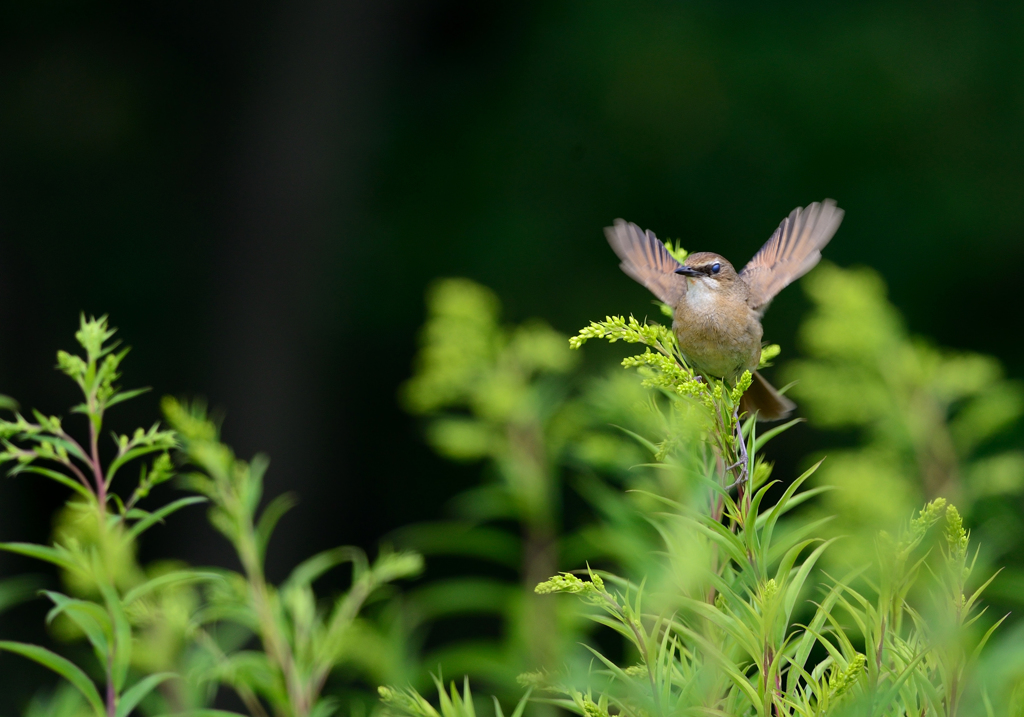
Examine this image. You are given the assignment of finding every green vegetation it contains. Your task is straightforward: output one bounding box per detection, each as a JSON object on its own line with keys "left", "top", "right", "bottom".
{"left": 0, "top": 317, "right": 421, "bottom": 716}
{"left": 0, "top": 258, "right": 1022, "bottom": 715}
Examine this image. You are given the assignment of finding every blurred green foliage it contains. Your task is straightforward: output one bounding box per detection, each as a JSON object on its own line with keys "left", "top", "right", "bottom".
{"left": 6, "top": 3, "right": 1024, "bottom": 710}
{"left": 163, "top": 398, "right": 424, "bottom": 717}
{"left": 395, "top": 278, "right": 588, "bottom": 695}
{"left": 0, "top": 316, "right": 208, "bottom": 717}
{"left": 0, "top": 319, "right": 423, "bottom": 717}
{"left": 0, "top": 256, "right": 1022, "bottom": 716}
{"left": 389, "top": 264, "right": 1024, "bottom": 716}
{"left": 380, "top": 677, "right": 530, "bottom": 717}
{"left": 781, "top": 264, "right": 1024, "bottom": 567}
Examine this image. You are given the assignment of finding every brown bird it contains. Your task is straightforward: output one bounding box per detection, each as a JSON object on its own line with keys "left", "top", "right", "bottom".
{"left": 605, "top": 200, "right": 844, "bottom": 421}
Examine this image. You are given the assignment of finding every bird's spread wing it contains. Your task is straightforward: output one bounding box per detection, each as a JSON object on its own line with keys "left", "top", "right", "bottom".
{"left": 605, "top": 219, "right": 686, "bottom": 305}
{"left": 740, "top": 199, "right": 844, "bottom": 314}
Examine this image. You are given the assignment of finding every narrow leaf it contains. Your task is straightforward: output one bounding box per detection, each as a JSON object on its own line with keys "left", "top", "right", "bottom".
{"left": 18, "top": 466, "right": 93, "bottom": 499}
{"left": 98, "top": 580, "right": 132, "bottom": 691}
{"left": 0, "top": 640, "right": 104, "bottom": 716}
{"left": 122, "top": 570, "right": 224, "bottom": 606}
{"left": 116, "top": 672, "right": 175, "bottom": 717}
{"left": 0, "top": 542, "right": 77, "bottom": 572}
{"left": 105, "top": 387, "right": 151, "bottom": 410}
{"left": 126, "top": 496, "right": 206, "bottom": 540}
{"left": 255, "top": 492, "right": 298, "bottom": 561}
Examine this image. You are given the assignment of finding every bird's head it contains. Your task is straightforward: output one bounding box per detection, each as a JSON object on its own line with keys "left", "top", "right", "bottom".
{"left": 674, "top": 252, "right": 739, "bottom": 290}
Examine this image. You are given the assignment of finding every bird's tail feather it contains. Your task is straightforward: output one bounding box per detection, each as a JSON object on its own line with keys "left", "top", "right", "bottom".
{"left": 740, "top": 369, "right": 795, "bottom": 422}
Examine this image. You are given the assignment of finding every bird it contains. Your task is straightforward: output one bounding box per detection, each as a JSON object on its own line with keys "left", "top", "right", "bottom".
{"left": 605, "top": 200, "right": 844, "bottom": 421}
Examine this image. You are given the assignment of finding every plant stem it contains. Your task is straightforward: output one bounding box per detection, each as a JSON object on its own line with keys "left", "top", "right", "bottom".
{"left": 106, "top": 653, "right": 116, "bottom": 717}
{"left": 197, "top": 628, "right": 272, "bottom": 717}
{"left": 90, "top": 418, "right": 107, "bottom": 522}
{"left": 236, "top": 508, "right": 308, "bottom": 716}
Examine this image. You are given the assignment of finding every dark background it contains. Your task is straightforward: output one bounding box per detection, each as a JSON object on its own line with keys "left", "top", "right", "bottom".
{"left": 1, "top": 0, "right": 1022, "bottom": 704}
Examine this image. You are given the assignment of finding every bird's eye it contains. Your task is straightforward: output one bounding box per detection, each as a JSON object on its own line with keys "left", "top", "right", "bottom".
{"left": 711, "top": 263, "right": 721, "bottom": 274}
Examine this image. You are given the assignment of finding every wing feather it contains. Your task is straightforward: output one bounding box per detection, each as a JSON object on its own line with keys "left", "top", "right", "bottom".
{"left": 604, "top": 219, "right": 686, "bottom": 305}
{"left": 740, "top": 199, "right": 844, "bottom": 314}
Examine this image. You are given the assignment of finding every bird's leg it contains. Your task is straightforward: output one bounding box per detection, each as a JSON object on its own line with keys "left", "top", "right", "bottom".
{"left": 730, "top": 403, "right": 751, "bottom": 515}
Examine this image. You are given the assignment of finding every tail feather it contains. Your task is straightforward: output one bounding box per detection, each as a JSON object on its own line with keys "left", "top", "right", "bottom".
{"left": 740, "top": 370, "right": 795, "bottom": 422}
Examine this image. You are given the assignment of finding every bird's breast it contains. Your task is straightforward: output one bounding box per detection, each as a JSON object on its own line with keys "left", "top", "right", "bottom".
{"left": 673, "top": 286, "right": 763, "bottom": 380}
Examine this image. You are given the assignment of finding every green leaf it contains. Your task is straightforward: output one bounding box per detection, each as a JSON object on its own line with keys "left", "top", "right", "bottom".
{"left": 672, "top": 600, "right": 761, "bottom": 662}
{"left": 767, "top": 515, "right": 835, "bottom": 566}
{"left": 759, "top": 459, "right": 824, "bottom": 567}
{"left": 106, "top": 444, "right": 173, "bottom": 488}
{"left": 28, "top": 433, "right": 91, "bottom": 465}
{"left": 255, "top": 491, "right": 298, "bottom": 561}
{"left": 389, "top": 522, "right": 520, "bottom": 568}
{"left": 753, "top": 418, "right": 803, "bottom": 453}
{"left": 17, "top": 466, "right": 93, "bottom": 500}
{"left": 873, "top": 648, "right": 931, "bottom": 716}
{"left": 104, "top": 387, "right": 151, "bottom": 410}
{"left": 153, "top": 712, "right": 249, "bottom": 717}
{"left": 97, "top": 579, "right": 132, "bottom": 691}
{"left": 964, "top": 567, "right": 1003, "bottom": 615}
{"left": 588, "top": 613, "right": 643, "bottom": 643}
{"left": 508, "top": 689, "right": 532, "bottom": 717}
{"left": 667, "top": 623, "right": 761, "bottom": 708}
{"left": 0, "top": 542, "right": 78, "bottom": 572}
{"left": 115, "top": 672, "right": 175, "bottom": 717}
{"left": 42, "top": 591, "right": 111, "bottom": 668}
{"left": 126, "top": 496, "right": 207, "bottom": 540}
{"left": 754, "top": 486, "right": 832, "bottom": 530}
{"left": 285, "top": 546, "right": 365, "bottom": 590}
{"left": 0, "top": 574, "right": 43, "bottom": 615}
{"left": 783, "top": 538, "right": 837, "bottom": 622}
{"left": 403, "top": 578, "right": 515, "bottom": 626}
{"left": 774, "top": 538, "right": 822, "bottom": 589}
{"left": 0, "top": 640, "right": 104, "bottom": 716}
{"left": 309, "top": 698, "right": 341, "bottom": 717}
{"left": 122, "top": 570, "right": 224, "bottom": 606}
{"left": 609, "top": 424, "right": 661, "bottom": 456}
{"left": 972, "top": 613, "right": 1009, "bottom": 660}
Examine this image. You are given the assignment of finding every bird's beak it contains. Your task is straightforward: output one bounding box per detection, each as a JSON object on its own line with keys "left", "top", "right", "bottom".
{"left": 674, "top": 266, "right": 702, "bottom": 277}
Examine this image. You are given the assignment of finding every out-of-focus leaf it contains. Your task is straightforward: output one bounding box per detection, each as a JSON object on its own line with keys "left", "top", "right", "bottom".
{"left": 126, "top": 496, "right": 207, "bottom": 540}
{"left": 0, "top": 542, "right": 78, "bottom": 572}
{"left": 0, "top": 641, "right": 104, "bottom": 716}
{"left": 254, "top": 491, "right": 298, "bottom": 561}
{"left": 122, "top": 569, "right": 224, "bottom": 606}
{"left": 115, "top": 672, "right": 175, "bottom": 717}
{"left": 0, "top": 574, "right": 43, "bottom": 614}
{"left": 42, "top": 591, "right": 111, "bottom": 668}
{"left": 97, "top": 579, "right": 132, "bottom": 691}
{"left": 402, "top": 578, "right": 516, "bottom": 627}
{"left": 16, "top": 466, "right": 93, "bottom": 500}
{"left": 284, "top": 546, "right": 365, "bottom": 590}
{"left": 389, "top": 522, "right": 520, "bottom": 568}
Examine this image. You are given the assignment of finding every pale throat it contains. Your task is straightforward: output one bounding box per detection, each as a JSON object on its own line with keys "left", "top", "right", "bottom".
{"left": 684, "top": 277, "right": 721, "bottom": 314}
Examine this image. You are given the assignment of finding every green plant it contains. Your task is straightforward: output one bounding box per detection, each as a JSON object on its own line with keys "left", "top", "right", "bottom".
{"left": 0, "top": 316, "right": 211, "bottom": 716}
{"left": 0, "top": 317, "right": 423, "bottom": 717}
{"left": 393, "top": 278, "right": 586, "bottom": 694}
{"left": 163, "top": 398, "right": 424, "bottom": 717}
{"left": 523, "top": 297, "right": 1015, "bottom": 715}
{"left": 383, "top": 262, "right": 1024, "bottom": 716}
{"left": 379, "top": 676, "right": 530, "bottom": 717}
{"left": 0, "top": 267, "right": 1020, "bottom": 717}
{"left": 781, "top": 263, "right": 1024, "bottom": 538}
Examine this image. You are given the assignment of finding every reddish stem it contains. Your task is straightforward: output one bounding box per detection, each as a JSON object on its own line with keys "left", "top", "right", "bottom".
{"left": 60, "top": 457, "right": 95, "bottom": 493}
{"left": 106, "top": 653, "right": 116, "bottom": 717}
{"left": 89, "top": 417, "right": 107, "bottom": 520}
